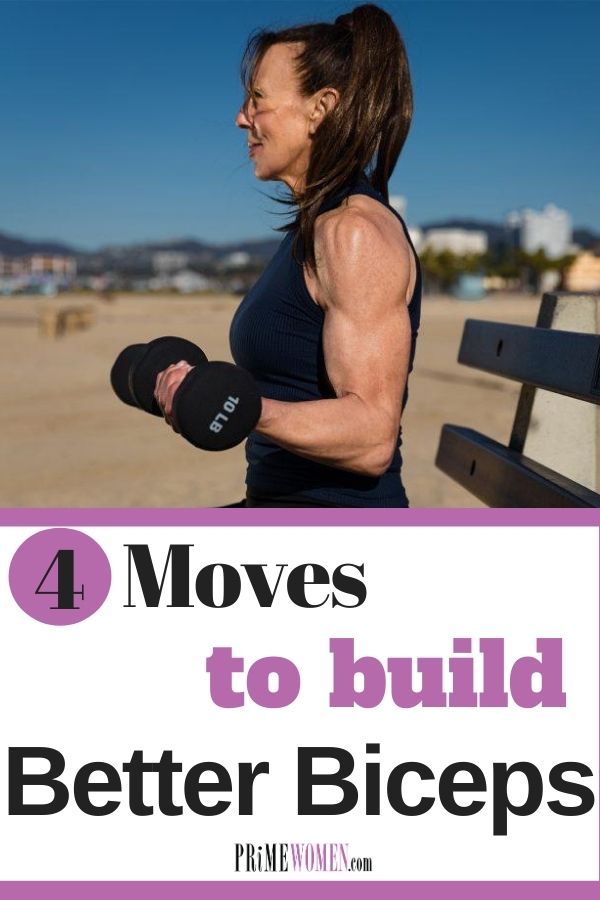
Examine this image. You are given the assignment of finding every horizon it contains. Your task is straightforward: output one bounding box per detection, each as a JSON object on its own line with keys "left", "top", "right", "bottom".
{"left": 1, "top": 0, "right": 599, "bottom": 247}
{"left": 2, "top": 207, "right": 599, "bottom": 256}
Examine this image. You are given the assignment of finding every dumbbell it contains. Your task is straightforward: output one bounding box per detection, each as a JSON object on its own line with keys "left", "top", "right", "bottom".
{"left": 110, "top": 336, "right": 261, "bottom": 451}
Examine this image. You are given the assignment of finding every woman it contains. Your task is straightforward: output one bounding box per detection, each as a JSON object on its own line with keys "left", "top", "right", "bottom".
{"left": 155, "top": 3, "right": 421, "bottom": 508}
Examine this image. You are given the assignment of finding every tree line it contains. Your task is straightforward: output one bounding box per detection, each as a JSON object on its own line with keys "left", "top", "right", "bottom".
{"left": 419, "top": 246, "right": 577, "bottom": 293}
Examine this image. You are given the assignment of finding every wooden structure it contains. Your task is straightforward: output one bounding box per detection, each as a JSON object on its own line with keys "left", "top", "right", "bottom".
{"left": 435, "top": 291, "right": 600, "bottom": 507}
{"left": 39, "top": 304, "right": 95, "bottom": 339}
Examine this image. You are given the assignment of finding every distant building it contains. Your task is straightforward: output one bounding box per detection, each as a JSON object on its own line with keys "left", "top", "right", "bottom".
{"left": 484, "top": 275, "right": 519, "bottom": 291}
{"left": 28, "top": 255, "right": 76, "bottom": 276}
{"left": 389, "top": 195, "right": 407, "bottom": 218}
{"left": 0, "top": 254, "right": 76, "bottom": 277}
{"left": 172, "top": 269, "right": 212, "bottom": 293}
{"left": 389, "top": 196, "right": 423, "bottom": 251}
{"left": 221, "top": 251, "right": 251, "bottom": 269}
{"left": 565, "top": 252, "right": 600, "bottom": 291}
{"left": 422, "top": 228, "right": 488, "bottom": 255}
{"left": 0, "top": 256, "right": 18, "bottom": 277}
{"left": 451, "top": 273, "right": 486, "bottom": 300}
{"left": 153, "top": 251, "right": 190, "bottom": 273}
{"left": 507, "top": 204, "right": 572, "bottom": 259}
{"left": 0, "top": 254, "right": 76, "bottom": 295}
{"left": 147, "top": 269, "right": 215, "bottom": 293}
{"left": 408, "top": 227, "right": 423, "bottom": 252}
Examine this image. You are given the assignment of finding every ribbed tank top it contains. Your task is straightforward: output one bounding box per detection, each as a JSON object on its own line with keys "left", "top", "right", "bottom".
{"left": 229, "top": 173, "right": 422, "bottom": 507}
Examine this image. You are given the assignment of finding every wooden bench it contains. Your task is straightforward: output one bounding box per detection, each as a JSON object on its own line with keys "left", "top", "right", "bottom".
{"left": 435, "top": 291, "right": 600, "bottom": 507}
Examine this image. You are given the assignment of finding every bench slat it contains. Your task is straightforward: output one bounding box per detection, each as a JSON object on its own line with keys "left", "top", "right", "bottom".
{"left": 459, "top": 320, "right": 600, "bottom": 404}
{"left": 435, "top": 425, "right": 600, "bottom": 507}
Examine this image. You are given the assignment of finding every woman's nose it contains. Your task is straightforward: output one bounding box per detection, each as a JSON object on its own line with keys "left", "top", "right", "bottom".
{"left": 235, "top": 103, "right": 252, "bottom": 129}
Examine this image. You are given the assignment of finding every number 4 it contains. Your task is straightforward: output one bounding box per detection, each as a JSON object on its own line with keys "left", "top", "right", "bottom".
{"left": 35, "top": 550, "right": 84, "bottom": 610}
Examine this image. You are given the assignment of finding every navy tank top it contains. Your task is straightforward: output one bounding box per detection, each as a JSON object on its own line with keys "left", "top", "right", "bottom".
{"left": 229, "top": 173, "right": 422, "bottom": 507}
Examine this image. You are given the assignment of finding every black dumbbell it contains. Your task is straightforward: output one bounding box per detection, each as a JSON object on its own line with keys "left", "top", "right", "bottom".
{"left": 110, "top": 336, "right": 262, "bottom": 451}
{"left": 110, "top": 336, "right": 208, "bottom": 415}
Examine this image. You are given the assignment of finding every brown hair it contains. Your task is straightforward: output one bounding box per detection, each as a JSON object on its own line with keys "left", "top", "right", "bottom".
{"left": 241, "top": 3, "right": 414, "bottom": 272}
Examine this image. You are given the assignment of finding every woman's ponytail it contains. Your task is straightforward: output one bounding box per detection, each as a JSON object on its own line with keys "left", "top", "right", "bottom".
{"left": 334, "top": 4, "right": 413, "bottom": 202}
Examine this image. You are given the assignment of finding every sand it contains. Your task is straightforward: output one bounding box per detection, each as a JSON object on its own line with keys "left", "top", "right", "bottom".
{"left": 0, "top": 291, "right": 539, "bottom": 508}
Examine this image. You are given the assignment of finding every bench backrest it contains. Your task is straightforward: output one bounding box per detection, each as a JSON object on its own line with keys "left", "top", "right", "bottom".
{"left": 435, "top": 291, "right": 600, "bottom": 507}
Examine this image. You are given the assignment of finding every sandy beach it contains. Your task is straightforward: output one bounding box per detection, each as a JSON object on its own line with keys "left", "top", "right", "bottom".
{"left": 0, "top": 291, "right": 539, "bottom": 508}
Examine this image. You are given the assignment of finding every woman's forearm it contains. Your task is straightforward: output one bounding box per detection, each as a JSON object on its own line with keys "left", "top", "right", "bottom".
{"left": 255, "top": 394, "right": 398, "bottom": 478}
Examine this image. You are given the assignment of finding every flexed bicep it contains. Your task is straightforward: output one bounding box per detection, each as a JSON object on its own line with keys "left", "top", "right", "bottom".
{"left": 317, "top": 207, "right": 413, "bottom": 444}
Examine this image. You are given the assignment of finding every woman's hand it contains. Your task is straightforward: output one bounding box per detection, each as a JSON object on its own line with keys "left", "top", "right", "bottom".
{"left": 154, "top": 360, "right": 194, "bottom": 430}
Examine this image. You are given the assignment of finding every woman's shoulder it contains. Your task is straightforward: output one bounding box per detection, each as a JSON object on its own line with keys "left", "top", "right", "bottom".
{"left": 310, "top": 194, "right": 417, "bottom": 308}
{"left": 314, "top": 193, "right": 413, "bottom": 270}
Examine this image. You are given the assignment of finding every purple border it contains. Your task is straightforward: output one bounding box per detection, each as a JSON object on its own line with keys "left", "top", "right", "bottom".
{"left": 1, "top": 507, "right": 600, "bottom": 525}
{"left": 0, "top": 883, "right": 598, "bottom": 900}
{"left": 1, "top": 509, "right": 598, "bottom": 899}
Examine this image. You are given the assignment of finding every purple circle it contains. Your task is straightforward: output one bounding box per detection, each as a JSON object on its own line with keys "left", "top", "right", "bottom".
{"left": 9, "top": 528, "right": 111, "bottom": 625}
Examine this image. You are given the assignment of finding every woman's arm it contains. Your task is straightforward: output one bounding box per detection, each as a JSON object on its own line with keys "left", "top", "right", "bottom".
{"left": 154, "top": 204, "right": 414, "bottom": 477}
{"left": 255, "top": 205, "right": 413, "bottom": 477}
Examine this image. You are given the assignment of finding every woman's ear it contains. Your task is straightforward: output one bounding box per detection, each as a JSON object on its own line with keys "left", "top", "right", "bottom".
{"left": 308, "top": 87, "right": 340, "bottom": 134}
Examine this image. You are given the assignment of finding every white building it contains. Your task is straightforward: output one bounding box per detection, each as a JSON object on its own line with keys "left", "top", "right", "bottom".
{"left": 153, "top": 251, "right": 189, "bottom": 273}
{"left": 221, "top": 251, "right": 251, "bottom": 269}
{"left": 422, "top": 228, "right": 488, "bottom": 255}
{"left": 507, "top": 204, "right": 572, "bottom": 259}
{"left": 407, "top": 227, "right": 423, "bottom": 252}
{"left": 147, "top": 269, "right": 213, "bottom": 293}
{"left": 172, "top": 269, "right": 211, "bottom": 293}
{"left": 389, "top": 195, "right": 407, "bottom": 218}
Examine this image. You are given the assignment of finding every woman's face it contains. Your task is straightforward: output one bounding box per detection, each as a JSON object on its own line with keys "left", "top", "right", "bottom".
{"left": 236, "top": 42, "right": 315, "bottom": 192}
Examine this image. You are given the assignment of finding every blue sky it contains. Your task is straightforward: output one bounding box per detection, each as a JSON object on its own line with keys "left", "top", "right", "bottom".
{"left": 1, "top": 0, "right": 598, "bottom": 248}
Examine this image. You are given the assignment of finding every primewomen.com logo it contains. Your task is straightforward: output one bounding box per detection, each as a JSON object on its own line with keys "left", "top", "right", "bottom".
{"left": 234, "top": 842, "right": 373, "bottom": 873}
